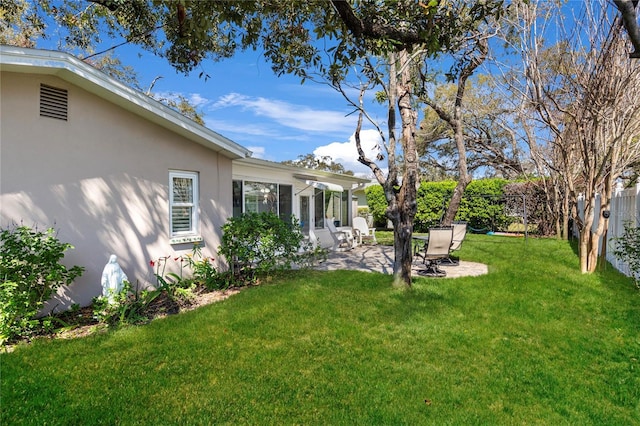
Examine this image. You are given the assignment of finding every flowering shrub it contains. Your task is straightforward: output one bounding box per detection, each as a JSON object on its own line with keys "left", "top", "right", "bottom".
{"left": 91, "top": 244, "right": 218, "bottom": 327}
{"left": 0, "top": 225, "right": 84, "bottom": 344}
{"left": 149, "top": 255, "right": 196, "bottom": 300}
{"left": 183, "top": 243, "right": 218, "bottom": 288}
{"left": 150, "top": 243, "right": 224, "bottom": 291}
{"left": 92, "top": 246, "right": 214, "bottom": 326}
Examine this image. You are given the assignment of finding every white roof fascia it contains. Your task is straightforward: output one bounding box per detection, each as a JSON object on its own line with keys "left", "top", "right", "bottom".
{"left": 0, "top": 46, "right": 252, "bottom": 159}
{"left": 234, "top": 157, "right": 370, "bottom": 186}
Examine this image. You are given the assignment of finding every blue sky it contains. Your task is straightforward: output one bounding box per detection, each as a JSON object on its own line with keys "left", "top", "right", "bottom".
{"left": 113, "top": 46, "right": 384, "bottom": 177}
{"left": 34, "top": 0, "right": 614, "bottom": 178}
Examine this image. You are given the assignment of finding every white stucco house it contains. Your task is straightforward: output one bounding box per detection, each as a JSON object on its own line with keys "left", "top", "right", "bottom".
{"left": 232, "top": 157, "right": 369, "bottom": 248}
{"left": 0, "top": 45, "right": 367, "bottom": 312}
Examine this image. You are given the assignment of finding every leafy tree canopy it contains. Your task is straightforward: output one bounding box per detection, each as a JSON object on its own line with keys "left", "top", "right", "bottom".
{"left": 281, "top": 154, "right": 354, "bottom": 175}
{"left": 1, "top": 0, "right": 503, "bottom": 81}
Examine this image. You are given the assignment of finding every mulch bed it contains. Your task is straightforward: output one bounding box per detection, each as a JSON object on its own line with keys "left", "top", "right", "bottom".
{"left": 3, "top": 286, "right": 243, "bottom": 352}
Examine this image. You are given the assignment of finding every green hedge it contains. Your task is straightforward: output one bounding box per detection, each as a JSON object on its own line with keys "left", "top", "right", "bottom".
{"left": 457, "top": 178, "right": 510, "bottom": 233}
{"left": 364, "top": 185, "right": 390, "bottom": 228}
{"left": 218, "top": 212, "right": 325, "bottom": 282}
{"left": 415, "top": 180, "right": 457, "bottom": 230}
{"left": 365, "top": 178, "right": 516, "bottom": 233}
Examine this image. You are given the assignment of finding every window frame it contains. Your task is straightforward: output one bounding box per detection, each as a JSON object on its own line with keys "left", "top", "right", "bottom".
{"left": 169, "top": 170, "right": 199, "bottom": 240}
{"left": 232, "top": 179, "right": 293, "bottom": 220}
{"left": 314, "top": 189, "right": 347, "bottom": 229}
{"left": 314, "top": 188, "right": 325, "bottom": 230}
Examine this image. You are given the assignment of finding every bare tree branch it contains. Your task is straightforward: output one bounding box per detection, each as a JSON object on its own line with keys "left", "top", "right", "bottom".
{"left": 613, "top": 0, "right": 640, "bottom": 58}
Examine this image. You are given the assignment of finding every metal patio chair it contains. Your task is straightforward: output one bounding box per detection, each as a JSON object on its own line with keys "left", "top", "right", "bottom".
{"left": 441, "top": 221, "right": 467, "bottom": 265}
{"left": 417, "top": 227, "right": 454, "bottom": 277}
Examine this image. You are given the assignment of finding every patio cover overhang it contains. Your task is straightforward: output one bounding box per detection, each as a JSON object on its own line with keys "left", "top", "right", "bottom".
{"left": 303, "top": 180, "right": 344, "bottom": 192}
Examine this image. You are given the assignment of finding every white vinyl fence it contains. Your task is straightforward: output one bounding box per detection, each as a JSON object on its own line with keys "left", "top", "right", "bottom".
{"left": 577, "top": 179, "right": 640, "bottom": 277}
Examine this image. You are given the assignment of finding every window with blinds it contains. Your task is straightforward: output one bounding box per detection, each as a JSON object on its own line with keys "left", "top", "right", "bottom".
{"left": 40, "top": 84, "right": 68, "bottom": 121}
{"left": 169, "top": 171, "right": 199, "bottom": 236}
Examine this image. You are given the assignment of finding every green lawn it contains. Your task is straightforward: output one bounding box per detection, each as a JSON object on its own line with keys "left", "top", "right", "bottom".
{"left": 2, "top": 235, "right": 639, "bottom": 424}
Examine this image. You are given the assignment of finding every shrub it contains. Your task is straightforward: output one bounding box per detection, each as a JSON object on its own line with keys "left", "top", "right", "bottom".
{"left": 93, "top": 246, "right": 214, "bottom": 327}
{"left": 218, "top": 212, "right": 306, "bottom": 282}
{"left": 184, "top": 243, "right": 220, "bottom": 290}
{"left": 613, "top": 221, "right": 640, "bottom": 289}
{"left": 365, "top": 184, "right": 389, "bottom": 228}
{"left": 92, "top": 281, "right": 162, "bottom": 326}
{"left": 0, "top": 225, "right": 84, "bottom": 344}
{"left": 150, "top": 243, "right": 220, "bottom": 291}
{"left": 456, "top": 178, "right": 510, "bottom": 232}
{"left": 415, "top": 181, "right": 456, "bottom": 232}
{"left": 357, "top": 206, "right": 370, "bottom": 218}
{"left": 93, "top": 253, "right": 204, "bottom": 326}
{"left": 366, "top": 179, "right": 511, "bottom": 233}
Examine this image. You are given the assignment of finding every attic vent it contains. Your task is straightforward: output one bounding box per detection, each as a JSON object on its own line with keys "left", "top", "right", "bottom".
{"left": 40, "top": 84, "right": 68, "bottom": 121}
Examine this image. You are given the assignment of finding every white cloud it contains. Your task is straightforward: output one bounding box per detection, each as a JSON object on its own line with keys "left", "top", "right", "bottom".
{"left": 313, "top": 129, "right": 384, "bottom": 177}
{"left": 204, "top": 118, "right": 281, "bottom": 138}
{"left": 187, "top": 93, "right": 209, "bottom": 107}
{"left": 210, "top": 93, "right": 356, "bottom": 134}
{"left": 153, "top": 91, "right": 210, "bottom": 108}
{"left": 246, "top": 146, "right": 266, "bottom": 159}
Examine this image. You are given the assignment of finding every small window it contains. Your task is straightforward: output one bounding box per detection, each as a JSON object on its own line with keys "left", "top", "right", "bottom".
{"left": 40, "top": 84, "right": 68, "bottom": 121}
{"left": 170, "top": 171, "right": 199, "bottom": 237}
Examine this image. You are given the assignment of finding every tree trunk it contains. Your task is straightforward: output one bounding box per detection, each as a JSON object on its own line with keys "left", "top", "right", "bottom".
{"left": 585, "top": 173, "right": 615, "bottom": 272}
{"left": 441, "top": 87, "right": 471, "bottom": 226}
{"left": 392, "top": 210, "right": 415, "bottom": 286}
{"left": 578, "top": 189, "right": 614, "bottom": 274}
{"left": 442, "top": 114, "right": 471, "bottom": 225}
{"left": 579, "top": 228, "right": 592, "bottom": 273}
{"left": 440, "top": 37, "right": 486, "bottom": 226}
{"left": 561, "top": 188, "right": 570, "bottom": 240}
{"left": 553, "top": 185, "right": 562, "bottom": 238}
{"left": 357, "top": 49, "right": 417, "bottom": 288}
{"left": 391, "top": 48, "right": 419, "bottom": 287}
{"left": 443, "top": 182, "right": 465, "bottom": 226}
{"left": 613, "top": 0, "right": 640, "bottom": 57}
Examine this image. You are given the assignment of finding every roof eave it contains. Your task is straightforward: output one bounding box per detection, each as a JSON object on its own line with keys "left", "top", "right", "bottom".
{"left": 0, "top": 46, "right": 251, "bottom": 160}
{"left": 234, "top": 157, "right": 370, "bottom": 185}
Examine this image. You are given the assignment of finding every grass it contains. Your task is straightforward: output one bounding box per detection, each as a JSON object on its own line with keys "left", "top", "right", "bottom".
{"left": 2, "top": 235, "right": 639, "bottom": 424}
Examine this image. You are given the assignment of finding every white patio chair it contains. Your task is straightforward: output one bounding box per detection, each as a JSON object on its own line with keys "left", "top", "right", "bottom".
{"left": 327, "top": 220, "right": 353, "bottom": 252}
{"left": 352, "top": 216, "right": 377, "bottom": 245}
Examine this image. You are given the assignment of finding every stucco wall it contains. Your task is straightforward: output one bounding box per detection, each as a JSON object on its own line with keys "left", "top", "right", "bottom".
{"left": 0, "top": 71, "right": 233, "bottom": 312}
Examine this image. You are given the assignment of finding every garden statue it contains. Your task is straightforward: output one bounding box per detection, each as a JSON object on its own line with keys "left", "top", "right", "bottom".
{"left": 101, "top": 254, "right": 128, "bottom": 303}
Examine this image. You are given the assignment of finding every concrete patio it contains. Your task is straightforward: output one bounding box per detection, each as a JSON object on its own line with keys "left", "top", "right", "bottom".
{"left": 313, "top": 244, "right": 488, "bottom": 278}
